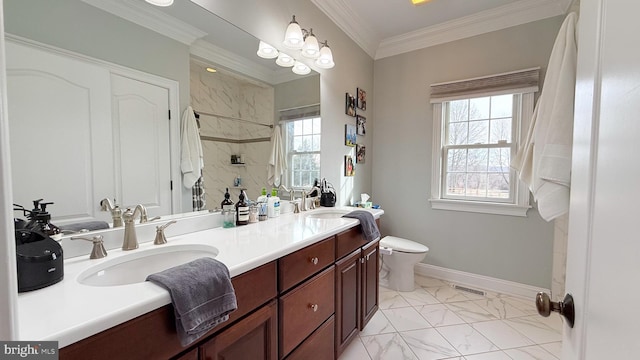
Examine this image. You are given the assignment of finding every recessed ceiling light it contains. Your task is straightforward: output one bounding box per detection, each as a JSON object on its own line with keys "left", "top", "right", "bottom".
{"left": 145, "top": 0, "right": 174, "bottom": 6}
{"left": 206, "top": 67, "right": 217, "bottom": 73}
{"left": 412, "top": 0, "right": 431, "bottom": 5}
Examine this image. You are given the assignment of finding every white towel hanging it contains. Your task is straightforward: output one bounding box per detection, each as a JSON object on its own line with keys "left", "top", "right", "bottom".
{"left": 267, "top": 125, "right": 287, "bottom": 187}
{"left": 513, "top": 12, "right": 578, "bottom": 221}
{"left": 181, "top": 106, "right": 204, "bottom": 189}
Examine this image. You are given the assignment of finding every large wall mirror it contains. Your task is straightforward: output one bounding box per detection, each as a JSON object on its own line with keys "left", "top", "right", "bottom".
{"left": 4, "top": 0, "right": 319, "bottom": 226}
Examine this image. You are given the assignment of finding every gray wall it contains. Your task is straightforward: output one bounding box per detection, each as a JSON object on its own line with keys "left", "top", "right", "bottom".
{"left": 372, "top": 16, "right": 564, "bottom": 288}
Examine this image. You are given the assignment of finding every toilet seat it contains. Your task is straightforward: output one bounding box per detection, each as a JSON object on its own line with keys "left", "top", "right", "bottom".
{"left": 380, "top": 236, "right": 429, "bottom": 254}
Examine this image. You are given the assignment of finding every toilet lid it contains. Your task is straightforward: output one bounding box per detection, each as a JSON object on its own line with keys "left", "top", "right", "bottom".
{"left": 380, "top": 236, "right": 429, "bottom": 253}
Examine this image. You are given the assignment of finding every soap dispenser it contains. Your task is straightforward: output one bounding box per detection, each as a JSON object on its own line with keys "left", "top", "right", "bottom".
{"left": 221, "top": 187, "right": 234, "bottom": 211}
{"left": 31, "top": 202, "right": 62, "bottom": 241}
{"left": 235, "top": 191, "right": 249, "bottom": 226}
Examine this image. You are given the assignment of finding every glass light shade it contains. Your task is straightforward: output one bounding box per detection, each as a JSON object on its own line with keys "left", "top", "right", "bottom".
{"left": 257, "top": 41, "right": 279, "bottom": 59}
{"left": 283, "top": 18, "right": 304, "bottom": 49}
{"left": 315, "top": 44, "right": 335, "bottom": 69}
{"left": 301, "top": 34, "right": 320, "bottom": 59}
{"left": 292, "top": 61, "right": 311, "bottom": 75}
{"left": 145, "top": 0, "right": 174, "bottom": 6}
{"left": 275, "top": 53, "right": 295, "bottom": 67}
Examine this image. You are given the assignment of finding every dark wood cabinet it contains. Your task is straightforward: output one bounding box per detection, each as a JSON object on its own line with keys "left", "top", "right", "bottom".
{"left": 360, "top": 240, "right": 379, "bottom": 329}
{"left": 334, "top": 227, "right": 380, "bottom": 358}
{"left": 334, "top": 248, "right": 361, "bottom": 356}
{"left": 200, "top": 300, "right": 278, "bottom": 360}
{"left": 285, "top": 316, "right": 335, "bottom": 360}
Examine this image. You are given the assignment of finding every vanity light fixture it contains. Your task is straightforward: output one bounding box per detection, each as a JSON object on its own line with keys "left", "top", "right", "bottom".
{"left": 258, "top": 15, "right": 335, "bottom": 74}
{"left": 144, "top": 0, "right": 174, "bottom": 6}
{"left": 257, "top": 41, "right": 279, "bottom": 59}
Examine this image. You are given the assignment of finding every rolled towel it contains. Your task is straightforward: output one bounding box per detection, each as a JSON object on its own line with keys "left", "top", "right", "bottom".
{"left": 342, "top": 210, "right": 380, "bottom": 242}
{"left": 60, "top": 221, "right": 109, "bottom": 232}
{"left": 147, "top": 258, "right": 237, "bottom": 346}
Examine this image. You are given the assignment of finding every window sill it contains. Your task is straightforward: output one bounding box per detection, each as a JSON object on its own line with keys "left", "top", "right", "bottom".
{"left": 429, "top": 198, "right": 530, "bottom": 217}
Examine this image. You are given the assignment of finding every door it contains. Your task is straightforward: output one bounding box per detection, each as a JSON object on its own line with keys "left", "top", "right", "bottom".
{"left": 111, "top": 74, "right": 172, "bottom": 218}
{"left": 6, "top": 41, "right": 114, "bottom": 224}
{"left": 563, "top": 0, "right": 640, "bottom": 358}
{"left": 360, "top": 240, "right": 379, "bottom": 330}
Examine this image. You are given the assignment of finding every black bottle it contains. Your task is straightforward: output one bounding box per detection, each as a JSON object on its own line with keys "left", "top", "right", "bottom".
{"left": 235, "top": 191, "right": 249, "bottom": 226}
{"left": 221, "top": 188, "right": 234, "bottom": 211}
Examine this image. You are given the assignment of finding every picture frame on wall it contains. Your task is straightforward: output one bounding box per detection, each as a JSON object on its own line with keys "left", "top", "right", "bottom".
{"left": 345, "top": 155, "right": 355, "bottom": 176}
{"left": 357, "top": 88, "right": 366, "bottom": 111}
{"left": 345, "top": 93, "right": 356, "bottom": 116}
{"left": 356, "top": 144, "right": 366, "bottom": 164}
{"left": 345, "top": 124, "right": 357, "bottom": 147}
{"left": 356, "top": 115, "right": 366, "bottom": 135}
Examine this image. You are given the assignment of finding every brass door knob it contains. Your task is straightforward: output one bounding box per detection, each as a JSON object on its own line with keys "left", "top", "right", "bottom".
{"left": 536, "top": 292, "right": 575, "bottom": 328}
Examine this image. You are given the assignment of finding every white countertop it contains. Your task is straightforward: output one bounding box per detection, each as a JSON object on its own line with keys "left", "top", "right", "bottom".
{"left": 16, "top": 207, "right": 383, "bottom": 348}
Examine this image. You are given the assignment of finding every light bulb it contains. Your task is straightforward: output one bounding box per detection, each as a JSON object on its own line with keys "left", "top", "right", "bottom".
{"left": 301, "top": 31, "right": 320, "bottom": 59}
{"left": 144, "top": 0, "right": 173, "bottom": 6}
{"left": 257, "top": 41, "right": 279, "bottom": 59}
{"left": 276, "top": 53, "right": 295, "bottom": 67}
{"left": 292, "top": 61, "right": 311, "bottom": 75}
{"left": 315, "top": 42, "right": 335, "bottom": 69}
{"left": 283, "top": 16, "right": 304, "bottom": 49}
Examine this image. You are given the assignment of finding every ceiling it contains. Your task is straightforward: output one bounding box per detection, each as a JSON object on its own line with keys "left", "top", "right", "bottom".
{"left": 312, "top": 0, "right": 574, "bottom": 59}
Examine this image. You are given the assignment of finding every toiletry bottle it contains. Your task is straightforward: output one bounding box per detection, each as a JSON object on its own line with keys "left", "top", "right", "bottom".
{"left": 256, "top": 188, "right": 268, "bottom": 221}
{"left": 235, "top": 191, "right": 249, "bottom": 226}
{"left": 221, "top": 188, "right": 234, "bottom": 211}
{"left": 267, "top": 188, "right": 280, "bottom": 218}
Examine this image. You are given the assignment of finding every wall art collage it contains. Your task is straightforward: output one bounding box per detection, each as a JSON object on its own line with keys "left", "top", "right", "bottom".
{"left": 344, "top": 87, "right": 367, "bottom": 176}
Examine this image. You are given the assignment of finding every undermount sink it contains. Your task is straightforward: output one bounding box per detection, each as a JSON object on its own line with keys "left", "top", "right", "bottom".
{"left": 78, "top": 244, "right": 219, "bottom": 287}
{"left": 306, "top": 209, "right": 351, "bottom": 219}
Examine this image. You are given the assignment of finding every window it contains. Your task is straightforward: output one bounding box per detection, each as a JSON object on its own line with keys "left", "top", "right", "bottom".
{"left": 283, "top": 116, "right": 321, "bottom": 188}
{"left": 430, "top": 69, "right": 538, "bottom": 216}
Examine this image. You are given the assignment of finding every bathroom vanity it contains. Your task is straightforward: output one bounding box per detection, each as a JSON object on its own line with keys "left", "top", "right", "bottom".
{"left": 16, "top": 208, "right": 382, "bottom": 360}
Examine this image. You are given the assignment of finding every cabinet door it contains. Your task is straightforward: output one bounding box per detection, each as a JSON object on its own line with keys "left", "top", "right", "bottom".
{"left": 360, "top": 241, "right": 379, "bottom": 330}
{"left": 334, "top": 248, "right": 361, "bottom": 357}
{"left": 200, "top": 300, "right": 278, "bottom": 360}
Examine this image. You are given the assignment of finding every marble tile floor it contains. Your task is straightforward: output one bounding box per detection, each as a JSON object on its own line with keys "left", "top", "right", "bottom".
{"left": 339, "top": 275, "right": 563, "bottom": 360}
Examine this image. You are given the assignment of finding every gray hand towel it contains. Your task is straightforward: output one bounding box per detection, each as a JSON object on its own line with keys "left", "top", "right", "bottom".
{"left": 342, "top": 210, "right": 380, "bottom": 242}
{"left": 147, "top": 257, "right": 237, "bottom": 346}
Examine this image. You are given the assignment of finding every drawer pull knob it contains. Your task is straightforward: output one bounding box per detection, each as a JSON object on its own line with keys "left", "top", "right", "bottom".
{"left": 310, "top": 257, "right": 319, "bottom": 265}
{"left": 309, "top": 304, "right": 319, "bottom": 312}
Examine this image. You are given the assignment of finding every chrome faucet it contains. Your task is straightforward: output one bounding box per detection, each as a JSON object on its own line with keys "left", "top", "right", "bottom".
{"left": 100, "top": 198, "right": 123, "bottom": 227}
{"left": 122, "top": 206, "right": 146, "bottom": 250}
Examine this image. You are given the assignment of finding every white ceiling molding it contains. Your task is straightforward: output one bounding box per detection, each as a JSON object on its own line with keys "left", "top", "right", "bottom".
{"left": 375, "top": 0, "right": 568, "bottom": 59}
{"left": 310, "top": 0, "right": 379, "bottom": 58}
{"left": 190, "top": 40, "right": 299, "bottom": 85}
{"left": 313, "top": 0, "right": 572, "bottom": 60}
{"left": 81, "top": 0, "right": 207, "bottom": 45}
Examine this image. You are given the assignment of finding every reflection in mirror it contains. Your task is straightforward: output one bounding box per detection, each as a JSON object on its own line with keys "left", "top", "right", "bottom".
{"left": 4, "top": 0, "right": 320, "bottom": 226}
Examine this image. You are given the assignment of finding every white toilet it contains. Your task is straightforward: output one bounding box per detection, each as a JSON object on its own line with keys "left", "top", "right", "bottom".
{"left": 379, "top": 236, "right": 429, "bottom": 292}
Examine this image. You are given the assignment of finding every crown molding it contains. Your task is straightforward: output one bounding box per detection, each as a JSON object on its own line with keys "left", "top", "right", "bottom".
{"left": 375, "top": 0, "right": 568, "bottom": 59}
{"left": 310, "top": 0, "right": 379, "bottom": 58}
{"left": 190, "top": 40, "right": 298, "bottom": 85}
{"left": 81, "top": 0, "right": 207, "bottom": 45}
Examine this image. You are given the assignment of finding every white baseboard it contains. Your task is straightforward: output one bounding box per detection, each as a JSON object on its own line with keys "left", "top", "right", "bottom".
{"left": 414, "top": 263, "right": 550, "bottom": 300}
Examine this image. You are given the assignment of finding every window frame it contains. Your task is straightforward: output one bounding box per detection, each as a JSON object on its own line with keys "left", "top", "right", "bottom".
{"left": 429, "top": 92, "right": 534, "bottom": 217}
{"left": 282, "top": 116, "right": 321, "bottom": 189}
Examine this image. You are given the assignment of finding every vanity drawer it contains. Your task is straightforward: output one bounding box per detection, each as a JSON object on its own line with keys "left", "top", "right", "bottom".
{"left": 279, "top": 266, "right": 335, "bottom": 358}
{"left": 335, "top": 219, "right": 380, "bottom": 260}
{"left": 278, "top": 236, "right": 335, "bottom": 293}
{"left": 229, "top": 261, "right": 277, "bottom": 323}
{"left": 285, "top": 315, "right": 335, "bottom": 360}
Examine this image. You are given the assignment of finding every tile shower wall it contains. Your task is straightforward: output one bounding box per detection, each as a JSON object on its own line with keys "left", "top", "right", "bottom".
{"left": 190, "top": 61, "right": 274, "bottom": 206}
